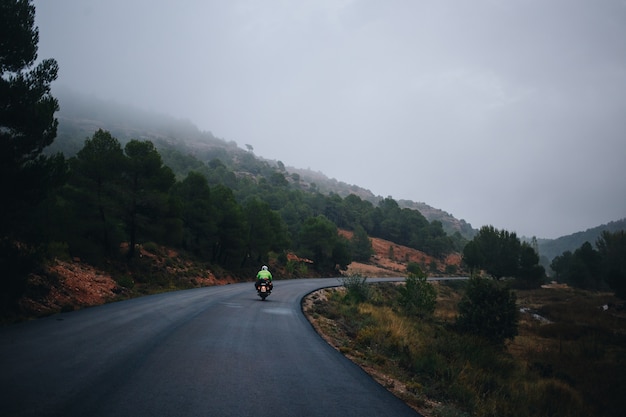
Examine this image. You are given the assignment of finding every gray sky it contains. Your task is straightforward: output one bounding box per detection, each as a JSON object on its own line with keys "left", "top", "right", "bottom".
{"left": 33, "top": 0, "right": 626, "bottom": 239}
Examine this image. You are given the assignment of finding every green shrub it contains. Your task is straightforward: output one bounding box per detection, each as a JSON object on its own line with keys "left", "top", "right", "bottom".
{"left": 341, "top": 274, "right": 370, "bottom": 302}
{"left": 115, "top": 274, "right": 135, "bottom": 289}
{"left": 445, "top": 264, "right": 458, "bottom": 275}
{"left": 142, "top": 241, "right": 159, "bottom": 254}
{"left": 456, "top": 276, "right": 518, "bottom": 347}
{"left": 398, "top": 273, "right": 437, "bottom": 317}
{"left": 407, "top": 262, "right": 423, "bottom": 275}
{"left": 286, "top": 259, "right": 297, "bottom": 274}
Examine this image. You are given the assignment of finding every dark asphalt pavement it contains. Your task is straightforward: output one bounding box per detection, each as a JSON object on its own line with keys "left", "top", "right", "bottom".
{"left": 0, "top": 278, "right": 422, "bottom": 417}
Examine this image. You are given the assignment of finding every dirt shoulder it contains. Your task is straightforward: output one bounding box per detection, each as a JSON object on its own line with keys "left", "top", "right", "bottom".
{"left": 302, "top": 287, "right": 431, "bottom": 415}
{"left": 15, "top": 234, "right": 461, "bottom": 321}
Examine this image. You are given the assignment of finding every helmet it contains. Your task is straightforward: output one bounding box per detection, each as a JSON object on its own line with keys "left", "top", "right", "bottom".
{"left": 262, "top": 265, "right": 268, "bottom": 271}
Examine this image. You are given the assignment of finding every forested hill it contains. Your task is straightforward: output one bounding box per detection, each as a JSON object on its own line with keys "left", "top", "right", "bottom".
{"left": 48, "top": 86, "right": 475, "bottom": 240}
{"left": 537, "top": 218, "right": 626, "bottom": 263}
{"left": 47, "top": 87, "right": 625, "bottom": 263}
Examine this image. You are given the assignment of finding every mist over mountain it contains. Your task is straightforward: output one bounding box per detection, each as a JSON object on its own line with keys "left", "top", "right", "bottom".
{"left": 49, "top": 87, "right": 476, "bottom": 236}
{"left": 48, "top": 87, "right": 625, "bottom": 257}
{"left": 48, "top": 86, "right": 221, "bottom": 155}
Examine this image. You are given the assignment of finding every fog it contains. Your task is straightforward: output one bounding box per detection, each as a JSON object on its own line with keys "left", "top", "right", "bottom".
{"left": 33, "top": 0, "right": 626, "bottom": 238}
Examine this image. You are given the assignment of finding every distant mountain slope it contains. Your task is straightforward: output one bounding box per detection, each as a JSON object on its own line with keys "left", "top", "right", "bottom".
{"left": 537, "top": 218, "right": 626, "bottom": 262}
{"left": 398, "top": 200, "right": 477, "bottom": 239}
{"left": 282, "top": 168, "right": 477, "bottom": 238}
{"left": 48, "top": 87, "right": 624, "bottom": 248}
{"left": 47, "top": 86, "right": 228, "bottom": 156}
{"left": 50, "top": 87, "right": 478, "bottom": 240}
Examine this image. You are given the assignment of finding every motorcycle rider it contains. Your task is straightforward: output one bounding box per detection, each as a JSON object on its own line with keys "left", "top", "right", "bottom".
{"left": 255, "top": 265, "right": 273, "bottom": 291}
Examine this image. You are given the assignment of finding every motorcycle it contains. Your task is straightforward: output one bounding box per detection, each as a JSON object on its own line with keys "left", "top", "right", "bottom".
{"left": 256, "top": 278, "right": 272, "bottom": 301}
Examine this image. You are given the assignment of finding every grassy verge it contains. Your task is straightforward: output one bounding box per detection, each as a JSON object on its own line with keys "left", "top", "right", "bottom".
{"left": 303, "top": 281, "right": 626, "bottom": 417}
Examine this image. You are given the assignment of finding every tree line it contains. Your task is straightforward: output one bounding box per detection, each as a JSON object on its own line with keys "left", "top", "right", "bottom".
{"left": 463, "top": 225, "right": 545, "bottom": 288}
{"left": 56, "top": 129, "right": 460, "bottom": 271}
{"left": 550, "top": 231, "right": 626, "bottom": 298}
{"left": 462, "top": 225, "right": 626, "bottom": 299}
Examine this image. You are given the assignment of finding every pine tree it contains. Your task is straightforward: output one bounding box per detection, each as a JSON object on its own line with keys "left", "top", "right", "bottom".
{"left": 1, "top": 0, "right": 65, "bottom": 233}
{"left": 0, "top": 0, "right": 66, "bottom": 309}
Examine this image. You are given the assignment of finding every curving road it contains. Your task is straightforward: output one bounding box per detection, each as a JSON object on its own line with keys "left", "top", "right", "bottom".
{"left": 0, "top": 278, "right": 422, "bottom": 417}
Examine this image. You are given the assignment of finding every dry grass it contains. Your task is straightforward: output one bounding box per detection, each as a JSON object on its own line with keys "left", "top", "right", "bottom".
{"left": 303, "top": 281, "right": 626, "bottom": 417}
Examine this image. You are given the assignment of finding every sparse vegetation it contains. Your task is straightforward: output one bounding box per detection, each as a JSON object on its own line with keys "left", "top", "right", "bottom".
{"left": 304, "top": 281, "right": 626, "bottom": 417}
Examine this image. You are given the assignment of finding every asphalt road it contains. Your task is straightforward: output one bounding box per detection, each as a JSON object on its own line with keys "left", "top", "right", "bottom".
{"left": 0, "top": 278, "right": 422, "bottom": 417}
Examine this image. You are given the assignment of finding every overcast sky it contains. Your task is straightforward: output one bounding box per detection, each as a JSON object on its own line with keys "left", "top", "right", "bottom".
{"left": 33, "top": 0, "right": 626, "bottom": 239}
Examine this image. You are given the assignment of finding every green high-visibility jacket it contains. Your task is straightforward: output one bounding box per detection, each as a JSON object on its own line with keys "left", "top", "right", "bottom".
{"left": 256, "top": 270, "right": 272, "bottom": 281}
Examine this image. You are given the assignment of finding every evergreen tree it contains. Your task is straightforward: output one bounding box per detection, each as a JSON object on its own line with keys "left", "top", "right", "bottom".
{"left": 551, "top": 242, "right": 601, "bottom": 290}
{"left": 332, "top": 235, "right": 353, "bottom": 271}
{"left": 398, "top": 264, "right": 437, "bottom": 317}
{"left": 298, "top": 215, "right": 349, "bottom": 272}
{"left": 1, "top": 0, "right": 66, "bottom": 309}
{"left": 570, "top": 242, "right": 602, "bottom": 289}
{"left": 121, "top": 140, "right": 175, "bottom": 258}
{"left": 551, "top": 233, "right": 626, "bottom": 295}
{"left": 210, "top": 185, "right": 247, "bottom": 267}
{"left": 516, "top": 242, "right": 546, "bottom": 289}
{"left": 243, "top": 198, "right": 277, "bottom": 265}
{"left": 456, "top": 276, "right": 518, "bottom": 347}
{"left": 68, "top": 130, "right": 125, "bottom": 258}
{"left": 597, "top": 231, "right": 626, "bottom": 299}
{"left": 171, "top": 172, "right": 217, "bottom": 257}
{"left": 0, "top": 0, "right": 65, "bottom": 229}
{"left": 462, "top": 225, "right": 527, "bottom": 280}
{"left": 351, "top": 225, "right": 374, "bottom": 262}
{"left": 341, "top": 194, "right": 375, "bottom": 230}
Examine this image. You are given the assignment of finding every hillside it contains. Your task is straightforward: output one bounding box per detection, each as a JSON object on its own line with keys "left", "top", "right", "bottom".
{"left": 398, "top": 199, "right": 476, "bottom": 239}
{"left": 48, "top": 87, "right": 625, "bottom": 262}
{"left": 537, "top": 218, "right": 626, "bottom": 262}
{"left": 48, "top": 87, "right": 476, "bottom": 240}
{"left": 340, "top": 230, "right": 462, "bottom": 277}
{"left": 15, "top": 244, "right": 242, "bottom": 320}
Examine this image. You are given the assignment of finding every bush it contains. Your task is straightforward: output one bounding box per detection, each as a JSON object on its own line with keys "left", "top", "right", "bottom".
{"left": 445, "top": 264, "right": 458, "bottom": 275}
{"left": 142, "top": 241, "right": 159, "bottom": 254}
{"left": 115, "top": 274, "right": 135, "bottom": 289}
{"left": 398, "top": 273, "right": 437, "bottom": 317}
{"left": 341, "top": 274, "right": 369, "bottom": 302}
{"left": 456, "top": 275, "right": 518, "bottom": 346}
